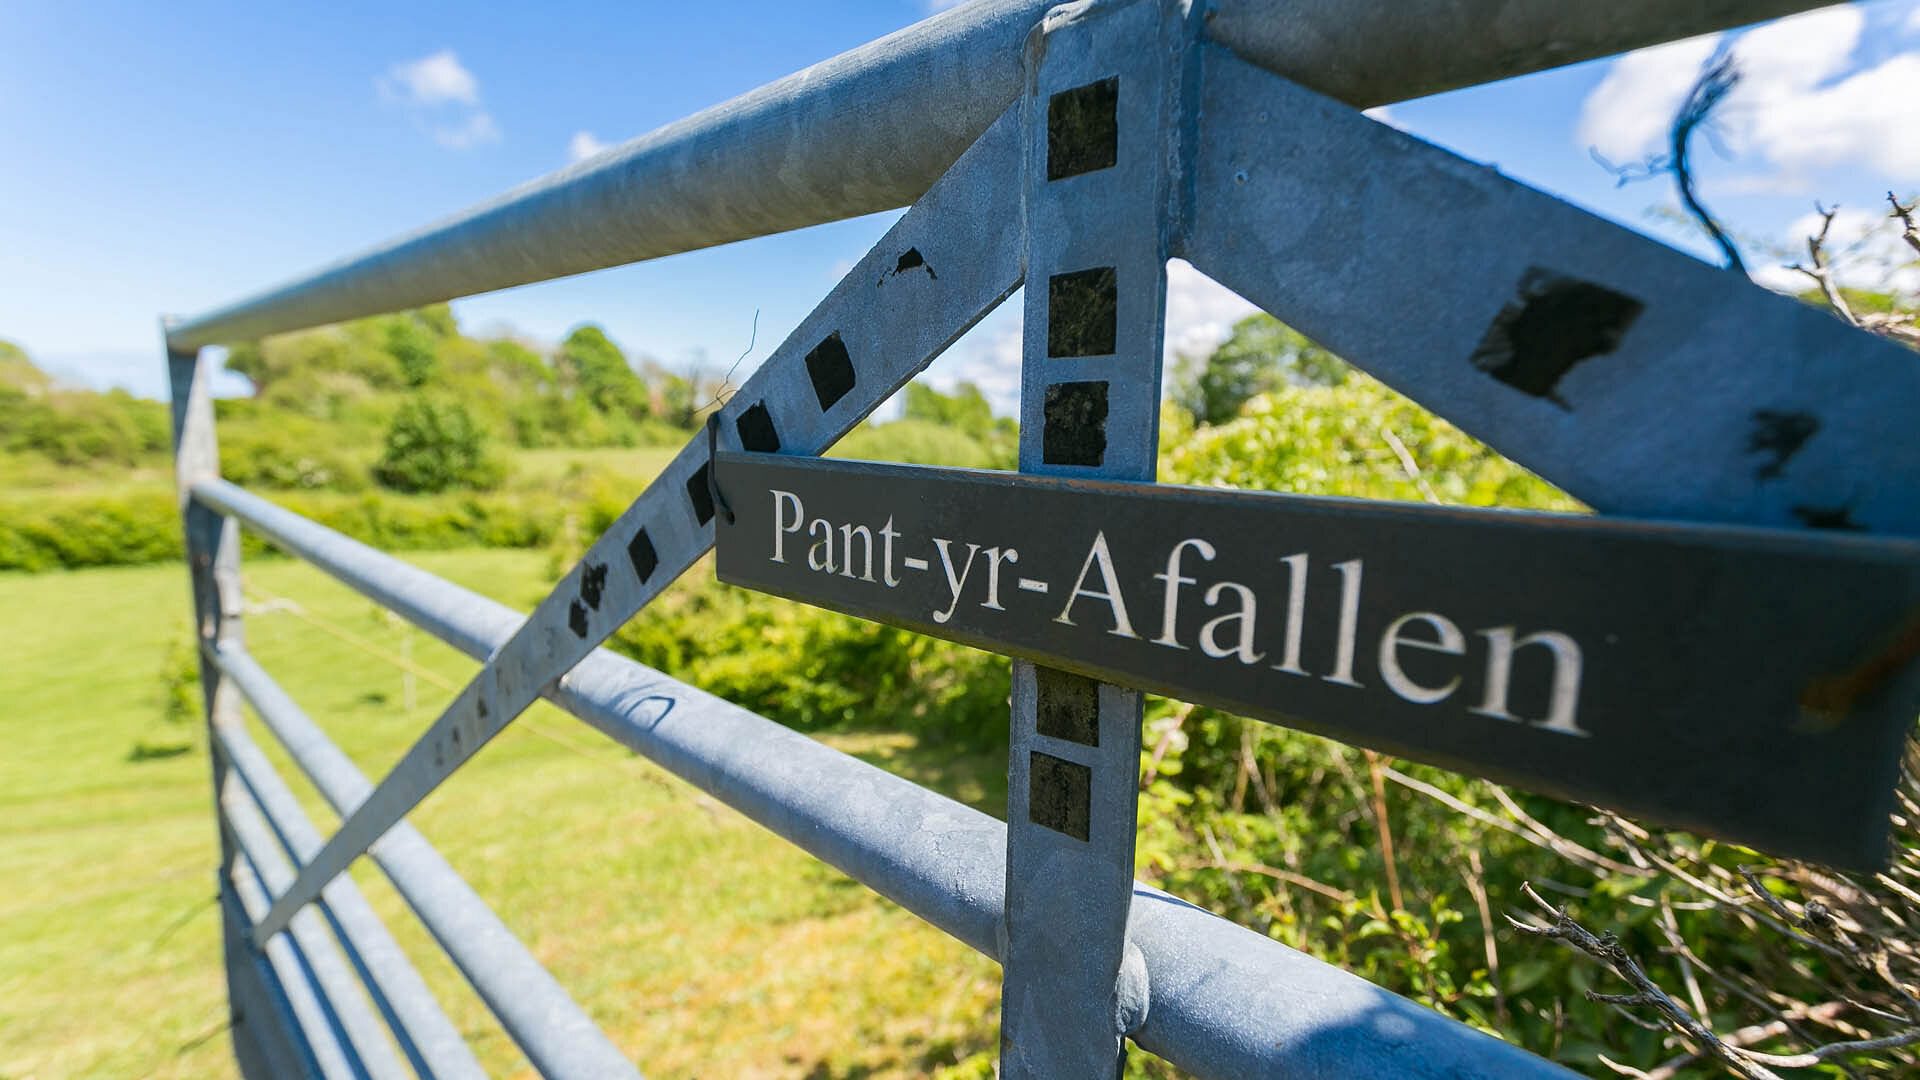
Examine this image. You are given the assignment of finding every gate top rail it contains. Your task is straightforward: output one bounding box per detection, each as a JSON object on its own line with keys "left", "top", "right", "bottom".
{"left": 164, "top": 0, "right": 1827, "bottom": 351}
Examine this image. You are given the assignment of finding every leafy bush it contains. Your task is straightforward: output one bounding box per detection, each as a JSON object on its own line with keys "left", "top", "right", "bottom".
{"left": 0, "top": 488, "right": 562, "bottom": 572}
{"left": 609, "top": 566, "right": 1011, "bottom": 747}
{"left": 372, "top": 398, "right": 505, "bottom": 494}
{"left": 220, "top": 420, "right": 367, "bottom": 491}
{"left": 830, "top": 419, "right": 1008, "bottom": 469}
{"left": 2, "top": 389, "right": 168, "bottom": 467}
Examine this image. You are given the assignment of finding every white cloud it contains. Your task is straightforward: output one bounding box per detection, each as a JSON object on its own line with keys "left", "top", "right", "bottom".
{"left": 1578, "top": 6, "right": 1920, "bottom": 183}
{"left": 379, "top": 50, "right": 499, "bottom": 149}
{"left": 568, "top": 130, "right": 611, "bottom": 163}
{"left": 1578, "top": 33, "right": 1723, "bottom": 163}
{"left": 381, "top": 50, "right": 480, "bottom": 107}
{"left": 1163, "top": 258, "right": 1260, "bottom": 364}
{"left": 434, "top": 112, "right": 502, "bottom": 150}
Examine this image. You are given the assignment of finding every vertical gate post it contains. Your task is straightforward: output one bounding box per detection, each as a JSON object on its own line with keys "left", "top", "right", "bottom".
{"left": 164, "top": 330, "right": 275, "bottom": 1071}
{"left": 1001, "top": 1, "right": 1190, "bottom": 1073}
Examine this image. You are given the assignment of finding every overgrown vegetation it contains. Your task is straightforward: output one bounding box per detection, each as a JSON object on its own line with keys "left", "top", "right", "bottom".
{"left": 7, "top": 161, "right": 1918, "bottom": 1075}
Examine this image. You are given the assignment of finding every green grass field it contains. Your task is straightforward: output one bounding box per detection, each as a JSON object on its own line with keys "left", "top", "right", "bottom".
{"left": 0, "top": 551, "right": 1005, "bottom": 1079}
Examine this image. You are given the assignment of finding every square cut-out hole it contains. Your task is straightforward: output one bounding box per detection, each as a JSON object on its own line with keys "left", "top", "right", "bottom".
{"left": 1035, "top": 666, "right": 1098, "bottom": 747}
{"left": 1042, "top": 381, "right": 1108, "bottom": 467}
{"left": 627, "top": 527, "right": 658, "bottom": 583}
{"left": 736, "top": 402, "right": 781, "bottom": 453}
{"left": 1028, "top": 751, "right": 1091, "bottom": 841}
{"left": 1047, "top": 77, "right": 1118, "bottom": 181}
{"left": 805, "top": 333, "right": 856, "bottom": 411}
{"left": 685, "top": 465, "right": 715, "bottom": 526}
{"left": 1047, "top": 267, "right": 1117, "bottom": 358}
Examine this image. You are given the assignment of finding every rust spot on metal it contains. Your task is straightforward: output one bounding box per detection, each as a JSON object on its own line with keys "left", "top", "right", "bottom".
{"left": 1748, "top": 410, "right": 1818, "bottom": 481}
{"left": 1801, "top": 609, "right": 1920, "bottom": 725}
{"left": 1469, "top": 268, "right": 1643, "bottom": 409}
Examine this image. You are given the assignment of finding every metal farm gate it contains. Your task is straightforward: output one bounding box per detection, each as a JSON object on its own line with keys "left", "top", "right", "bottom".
{"left": 161, "top": 1, "right": 1920, "bottom": 1076}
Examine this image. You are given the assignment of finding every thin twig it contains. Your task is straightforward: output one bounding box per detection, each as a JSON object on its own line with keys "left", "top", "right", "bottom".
{"left": 1382, "top": 766, "right": 1647, "bottom": 877}
{"left": 1790, "top": 204, "right": 1861, "bottom": 327}
{"left": 1890, "top": 192, "right": 1920, "bottom": 257}
{"left": 1507, "top": 882, "right": 1784, "bottom": 1080}
{"left": 1364, "top": 750, "right": 1405, "bottom": 911}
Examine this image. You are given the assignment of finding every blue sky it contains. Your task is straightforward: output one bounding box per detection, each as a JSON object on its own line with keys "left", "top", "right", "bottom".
{"left": 3, "top": 1, "right": 1916, "bottom": 408}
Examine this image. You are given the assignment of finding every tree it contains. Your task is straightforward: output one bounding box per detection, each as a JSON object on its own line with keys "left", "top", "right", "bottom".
{"left": 1173, "top": 314, "right": 1349, "bottom": 426}
{"left": 557, "top": 324, "right": 648, "bottom": 415}
{"left": 371, "top": 397, "right": 503, "bottom": 493}
{"left": 903, "top": 381, "right": 996, "bottom": 437}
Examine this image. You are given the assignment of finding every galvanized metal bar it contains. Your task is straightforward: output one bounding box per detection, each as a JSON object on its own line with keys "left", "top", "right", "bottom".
{"left": 191, "top": 480, "right": 1574, "bottom": 1078}
{"left": 163, "top": 332, "right": 266, "bottom": 1071}
{"left": 999, "top": 0, "right": 1180, "bottom": 1071}
{"left": 219, "top": 767, "right": 412, "bottom": 1080}
{"left": 205, "top": 644, "right": 642, "bottom": 1080}
{"left": 213, "top": 713, "right": 487, "bottom": 1080}
{"left": 222, "top": 882, "right": 324, "bottom": 1080}
{"left": 162, "top": 0, "right": 1830, "bottom": 350}
{"left": 249, "top": 106, "right": 1023, "bottom": 947}
{"left": 1181, "top": 44, "right": 1920, "bottom": 536}
{"left": 228, "top": 850, "right": 364, "bottom": 1080}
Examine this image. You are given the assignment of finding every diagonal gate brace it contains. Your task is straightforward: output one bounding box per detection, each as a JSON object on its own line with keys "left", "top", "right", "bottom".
{"left": 250, "top": 106, "right": 1027, "bottom": 945}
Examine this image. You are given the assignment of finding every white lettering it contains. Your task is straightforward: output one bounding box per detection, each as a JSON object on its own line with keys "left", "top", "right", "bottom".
{"left": 1379, "top": 611, "right": 1465, "bottom": 704}
{"left": 981, "top": 547, "right": 1019, "bottom": 610}
{"left": 770, "top": 489, "right": 804, "bottom": 564}
{"left": 1471, "top": 628, "right": 1588, "bottom": 737}
{"left": 839, "top": 523, "right": 875, "bottom": 581}
{"left": 1199, "top": 581, "right": 1264, "bottom": 664}
{"left": 1152, "top": 538, "right": 1214, "bottom": 649}
{"left": 1272, "top": 552, "right": 1309, "bottom": 676}
{"left": 807, "top": 519, "right": 836, "bottom": 573}
{"left": 931, "top": 539, "right": 983, "bottom": 625}
{"left": 1325, "top": 558, "right": 1364, "bottom": 687}
{"left": 1054, "top": 532, "right": 1139, "bottom": 639}
{"left": 879, "top": 517, "right": 902, "bottom": 587}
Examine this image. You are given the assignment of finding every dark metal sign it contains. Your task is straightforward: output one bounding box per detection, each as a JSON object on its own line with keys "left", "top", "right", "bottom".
{"left": 715, "top": 453, "right": 1920, "bottom": 870}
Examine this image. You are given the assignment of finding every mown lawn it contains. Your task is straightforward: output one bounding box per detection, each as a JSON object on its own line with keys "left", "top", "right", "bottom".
{"left": 0, "top": 550, "right": 1004, "bottom": 1079}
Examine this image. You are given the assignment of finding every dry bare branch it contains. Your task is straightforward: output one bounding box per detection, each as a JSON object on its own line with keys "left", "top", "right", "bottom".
{"left": 1507, "top": 882, "right": 1784, "bottom": 1080}
{"left": 1790, "top": 204, "right": 1862, "bottom": 328}
{"left": 1891, "top": 192, "right": 1920, "bottom": 258}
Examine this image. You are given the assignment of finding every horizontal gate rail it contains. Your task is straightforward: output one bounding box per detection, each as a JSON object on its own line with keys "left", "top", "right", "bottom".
{"left": 163, "top": 0, "right": 1831, "bottom": 351}
{"left": 220, "top": 771, "right": 412, "bottom": 1080}
{"left": 191, "top": 477, "right": 1572, "bottom": 1078}
{"left": 212, "top": 713, "right": 486, "bottom": 1080}
{"left": 206, "top": 641, "right": 639, "bottom": 1079}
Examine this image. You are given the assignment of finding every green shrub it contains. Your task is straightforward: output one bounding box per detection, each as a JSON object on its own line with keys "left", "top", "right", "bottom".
{"left": 220, "top": 420, "right": 367, "bottom": 491}
{"left": 608, "top": 564, "right": 1011, "bottom": 748}
{"left": 372, "top": 397, "right": 505, "bottom": 494}
{"left": 830, "top": 419, "right": 1009, "bottom": 469}
{"left": 0, "top": 488, "right": 562, "bottom": 572}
